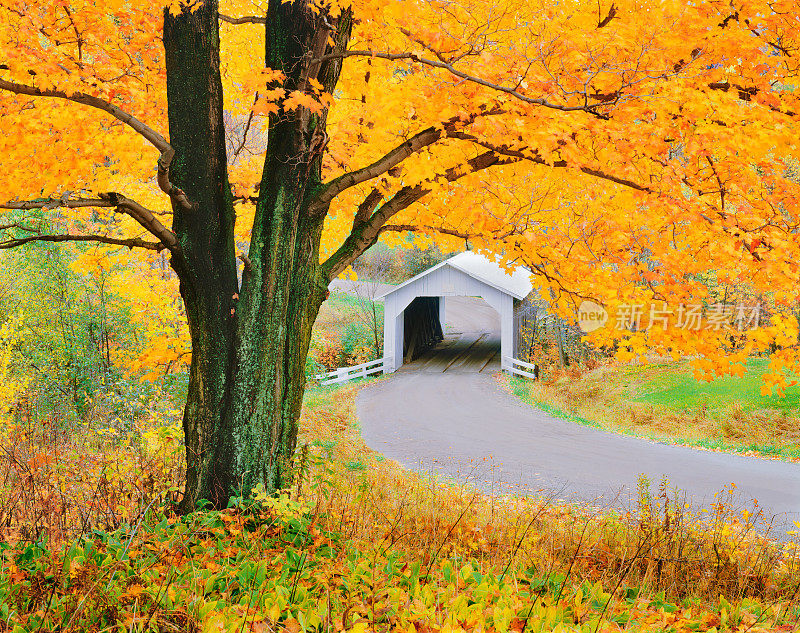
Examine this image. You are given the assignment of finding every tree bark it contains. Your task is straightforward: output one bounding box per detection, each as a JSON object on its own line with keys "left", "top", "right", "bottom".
{"left": 163, "top": 0, "right": 351, "bottom": 512}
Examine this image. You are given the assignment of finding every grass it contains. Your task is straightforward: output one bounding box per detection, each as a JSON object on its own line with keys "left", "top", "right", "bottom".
{"left": 312, "top": 291, "right": 385, "bottom": 370}
{"left": 632, "top": 359, "right": 800, "bottom": 414}
{"left": 2, "top": 381, "right": 800, "bottom": 631}
{"left": 507, "top": 360, "right": 800, "bottom": 461}
{"left": 313, "top": 292, "right": 361, "bottom": 341}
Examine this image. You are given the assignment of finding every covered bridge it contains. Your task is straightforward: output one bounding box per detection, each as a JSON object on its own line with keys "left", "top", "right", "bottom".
{"left": 377, "top": 252, "right": 535, "bottom": 374}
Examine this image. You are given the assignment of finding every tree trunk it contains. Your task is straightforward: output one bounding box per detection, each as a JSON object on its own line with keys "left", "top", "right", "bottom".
{"left": 163, "top": 0, "right": 351, "bottom": 512}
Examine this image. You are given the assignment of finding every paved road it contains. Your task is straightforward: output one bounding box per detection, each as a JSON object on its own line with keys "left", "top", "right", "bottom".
{"left": 328, "top": 278, "right": 394, "bottom": 299}
{"left": 355, "top": 297, "right": 800, "bottom": 536}
{"left": 442, "top": 295, "right": 499, "bottom": 334}
{"left": 358, "top": 372, "right": 800, "bottom": 534}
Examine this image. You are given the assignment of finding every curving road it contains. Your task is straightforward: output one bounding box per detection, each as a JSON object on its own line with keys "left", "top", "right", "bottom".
{"left": 355, "top": 295, "right": 800, "bottom": 536}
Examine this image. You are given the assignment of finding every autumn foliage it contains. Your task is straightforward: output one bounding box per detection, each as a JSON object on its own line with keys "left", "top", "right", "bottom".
{"left": 0, "top": 0, "right": 799, "bottom": 390}
{"left": 2, "top": 0, "right": 800, "bottom": 627}
{"left": 1, "top": 385, "right": 798, "bottom": 632}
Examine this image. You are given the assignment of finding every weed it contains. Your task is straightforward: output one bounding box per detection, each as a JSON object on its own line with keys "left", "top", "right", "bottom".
{"left": 1, "top": 383, "right": 799, "bottom": 632}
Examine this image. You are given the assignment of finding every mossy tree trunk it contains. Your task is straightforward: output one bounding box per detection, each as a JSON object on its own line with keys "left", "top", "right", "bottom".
{"left": 163, "top": 0, "right": 351, "bottom": 512}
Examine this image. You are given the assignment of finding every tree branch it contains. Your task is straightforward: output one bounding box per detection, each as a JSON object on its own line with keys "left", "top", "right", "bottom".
{"left": 101, "top": 193, "right": 180, "bottom": 251}
{"left": 352, "top": 189, "right": 384, "bottom": 230}
{"left": 380, "top": 223, "right": 521, "bottom": 241}
{"left": 0, "top": 78, "right": 192, "bottom": 209}
{"left": 322, "top": 151, "right": 516, "bottom": 278}
{"left": 218, "top": 13, "right": 266, "bottom": 24}
{"left": 0, "top": 222, "right": 39, "bottom": 232}
{"left": 319, "top": 45, "right": 794, "bottom": 121}
{"left": 718, "top": 12, "right": 795, "bottom": 58}
{"left": 381, "top": 224, "right": 472, "bottom": 239}
{"left": 704, "top": 81, "right": 796, "bottom": 116}
{"left": 1, "top": 197, "right": 112, "bottom": 211}
{"left": 309, "top": 126, "right": 442, "bottom": 215}
{"left": 309, "top": 107, "right": 502, "bottom": 215}
{"left": 0, "top": 194, "right": 180, "bottom": 252}
{"left": 232, "top": 94, "right": 258, "bottom": 160}
{"left": 597, "top": 3, "right": 618, "bottom": 28}
{"left": 447, "top": 131, "right": 653, "bottom": 192}
{"left": 0, "top": 233, "right": 166, "bottom": 251}
{"left": 312, "top": 49, "right": 612, "bottom": 117}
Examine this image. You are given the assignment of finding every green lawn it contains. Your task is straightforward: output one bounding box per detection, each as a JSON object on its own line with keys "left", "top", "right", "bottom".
{"left": 631, "top": 359, "right": 800, "bottom": 414}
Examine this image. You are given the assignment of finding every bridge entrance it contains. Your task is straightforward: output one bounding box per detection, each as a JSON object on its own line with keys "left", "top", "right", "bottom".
{"left": 400, "top": 296, "right": 500, "bottom": 374}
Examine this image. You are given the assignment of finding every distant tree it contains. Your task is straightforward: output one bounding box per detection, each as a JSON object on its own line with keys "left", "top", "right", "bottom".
{"left": 350, "top": 245, "right": 393, "bottom": 359}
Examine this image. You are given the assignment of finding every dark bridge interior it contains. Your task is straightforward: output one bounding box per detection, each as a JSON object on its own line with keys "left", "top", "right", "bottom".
{"left": 401, "top": 296, "right": 500, "bottom": 374}
{"left": 403, "top": 296, "right": 443, "bottom": 362}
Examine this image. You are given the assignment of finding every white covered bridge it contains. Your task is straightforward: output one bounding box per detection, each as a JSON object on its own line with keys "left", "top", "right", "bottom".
{"left": 379, "top": 252, "right": 539, "bottom": 376}
{"left": 316, "top": 252, "right": 545, "bottom": 384}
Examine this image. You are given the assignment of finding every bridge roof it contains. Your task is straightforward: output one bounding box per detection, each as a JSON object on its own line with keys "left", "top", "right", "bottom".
{"left": 376, "top": 251, "right": 533, "bottom": 301}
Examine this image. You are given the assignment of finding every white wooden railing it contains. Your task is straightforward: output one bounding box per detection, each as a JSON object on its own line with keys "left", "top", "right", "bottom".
{"left": 502, "top": 356, "right": 539, "bottom": 379}
{"left": 314, "top": 357, "right": 390, "bottom": 385}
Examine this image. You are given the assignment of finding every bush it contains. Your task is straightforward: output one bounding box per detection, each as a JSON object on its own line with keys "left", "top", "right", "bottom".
{"left": 340, "top": 322, "right": 373, "bottom": 359}
{"left": 312, "top": 338, "right": 343, "bottom": 372}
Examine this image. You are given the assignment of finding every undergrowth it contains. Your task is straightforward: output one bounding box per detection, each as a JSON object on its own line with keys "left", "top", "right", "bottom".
{"left": 1, "top": 384, "right": 799, "bottom": 632}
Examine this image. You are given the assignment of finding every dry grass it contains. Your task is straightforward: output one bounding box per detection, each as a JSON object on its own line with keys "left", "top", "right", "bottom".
{"left": 507, "top": 363, "right": 800, "bottom": 459}
{"left": 298, "top": 383, "right": 800, "bottom": 608}
{"left": 2, "top": 380, "right": 799, "bottom": 631}
{"left": 0, "top": 400, "right": 184, "bottom": 545}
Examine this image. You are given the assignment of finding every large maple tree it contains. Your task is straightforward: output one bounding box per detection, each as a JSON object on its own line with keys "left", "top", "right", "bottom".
{"left": 1, "top": 0, "right": 798, "bottom": 509}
